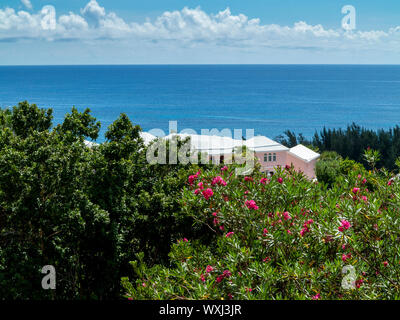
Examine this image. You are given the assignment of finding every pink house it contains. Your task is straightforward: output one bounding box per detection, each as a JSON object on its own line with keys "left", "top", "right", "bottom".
{"left": 142, "top": 133, "right": 320, "bottom": 179}
{"left": 244, "top": 136, "right": 320, "bottom": 179}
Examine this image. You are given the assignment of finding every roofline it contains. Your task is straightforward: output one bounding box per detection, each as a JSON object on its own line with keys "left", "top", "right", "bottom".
{"left": 288, "top": 150, "right": 320, "bottom": 163}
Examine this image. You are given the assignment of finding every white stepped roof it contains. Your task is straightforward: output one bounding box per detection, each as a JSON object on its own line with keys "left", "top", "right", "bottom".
{"left": 289, "top": 144, "right": 320, "bottom": 162}
{"left": 164, "top": 133, "right": 243, "bottom": 155}
{"left": 245, "top": 136, "right": 289, "bottom": 152}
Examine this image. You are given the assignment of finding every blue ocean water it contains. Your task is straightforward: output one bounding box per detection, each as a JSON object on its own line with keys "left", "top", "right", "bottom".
{"left": 1, "top": 65, "right": 400, "bottom": 142}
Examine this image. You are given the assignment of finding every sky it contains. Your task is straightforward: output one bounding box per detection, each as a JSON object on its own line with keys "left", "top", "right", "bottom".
{"left": 0, "top": 0, "right": 400, "bottom": 64}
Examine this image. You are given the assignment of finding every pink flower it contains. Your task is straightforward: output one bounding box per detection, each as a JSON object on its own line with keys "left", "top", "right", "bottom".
{"left": 221, "top": 166, "right": 228, "bottom": 172}
{"left": 277, "top": 177, "right": 283, "bottom": 184}
{"left": 338, "top": 219, "right": 351, "bottom": 232}
{"left": 202, "top": 188, "right": 214, "bottom": 200}
{"left": 260, "top": 178, "right": 269, "bottom": 185}
{"left": 245, "top": 200, "right": 259, "bottom": 210}
{"left": 244, "top": 176, "right": 253, "bottom": 182}
{"left": 388, "top": 180, "right": 393, "bottom": 186}
{"left": 183, "top": 238, "right": 188, "bottom": 242}
{"left": 342, "top": 253, "right": 351, "bottom": 262}
{"left": 197, "top": 182, "right": 204, "bottom": 189}
{"left": 212, "top": 176, "right": 227, "bottom": 186}
{"left": 212, "top": 212, "right": 218, "bottom": 217}
{"left": 283, "top": 211, "right": 292, "bottom": 220}
{"left": 362, "top": 178, "right": 367, "bottom": 184}
{"left": 362, "top": 196, "right": 368, "bottom": 202}
{"left": 263, "top": 256, "right": 271, "bottom": 262}
{"left": 300, "top": 226, "right": 309, "bottom": 237}
{"left": 352, "top": 187, "right": 360, "bottom": 194}
{"left": 194, "top": 188, "right": 201, "bottom": 195}
{"left": 206, "top": 265, "right": 214, "bottom": 273}
{"left": 223, "top": 270, "right": 232, "bottom": 277}
{"left": 285, "top": 164, "right": 291, "bottom": 170}
{"left": 219, "top": 225, "right": 225, "bottom": 231}
{"left": 200, "top": 274, "right": 206, "bottom": 282}
{"left": 287, "top": 229, "right": 292, "bottom": 235}
{"left": 216, "top": 270, "right": 232, "bottom": 283}
{"left": 312, "top": 293, "right": 321, "bottom": 300}
{"left": 213, "top": 218, "right": 219, "bottom": 226}
{"left": 128, "top": 297, "right": 133, "bottom": 300}
{"left": 383, "top": 261, "right": 389, "bottom": 267}
{"left": 188, "top": 175, "right": 196, "bottom": 185}
{"left": 263, "top": 228, "right": 268, "bottom": 236}
{"left": 246, "top": 288, "right": 253, "bottom": 292}
{"left": 225, "top": 232, "right": 234, "bottom": 238}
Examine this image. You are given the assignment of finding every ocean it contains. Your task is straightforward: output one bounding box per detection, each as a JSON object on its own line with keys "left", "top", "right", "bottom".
{"left": 1, "top": 65, "right": 400, "bottom": 142}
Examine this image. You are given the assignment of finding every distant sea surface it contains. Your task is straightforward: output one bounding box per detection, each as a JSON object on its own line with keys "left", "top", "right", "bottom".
{"left": 1, "top": 65, "right": 400, "bottom": 142}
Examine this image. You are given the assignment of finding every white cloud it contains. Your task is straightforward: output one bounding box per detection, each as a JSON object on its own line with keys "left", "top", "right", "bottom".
{"left": 0, "top": 0, "right": 399, "bottom": 53}
{"left": 21, "top": 0, "right": 32, "bottom": 10}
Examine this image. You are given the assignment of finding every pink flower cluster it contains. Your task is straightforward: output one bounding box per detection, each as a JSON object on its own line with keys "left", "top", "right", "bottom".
{"left": 342, "top": 253, "right": 352, "bottom": 262}
{"left": 202, "top": 188, "right": 214, "bottom": 200}
{"left": 283, "top": 211, "right": 292, "bottom": 221}
{"left": 338, "top": 219, "right": 351, "bottom": 232}
{"left": 212, "top": 176, "right": 227, "bottom": 186}
{"left": 216, "top": 270, "right": 232, "bottom": 283}
{"left": 245, "top": 200, "right": 259, "bottom": 210}
{"left": 300, "top": 219, "right": 314, "bottom": 237}
{"left": 188, "top": 170, "right": 201, "bottom": 185}
{"left": 260, "top": 178, "right": 269, "bottom": 185}
{"left": 244, "top": 176, "right": 253, "bottom": 182}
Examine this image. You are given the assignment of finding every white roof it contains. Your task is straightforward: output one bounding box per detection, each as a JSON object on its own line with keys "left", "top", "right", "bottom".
{"left": 289, "top": 144, "right": 320, "bottom": 162}
{"left": 245, "top": 136, "right": 289, "bottom": 152}
{"left": 164, "top": 133, "right": 244, "bottom": 155}
{"left": 84, "top": 140, "right": 99, "bottom": 148}
{"left": 140, "top": 132, "right": 157, "bottom": 146}
{"left": 145, "top": 133, "right": 288, "bottom": 155}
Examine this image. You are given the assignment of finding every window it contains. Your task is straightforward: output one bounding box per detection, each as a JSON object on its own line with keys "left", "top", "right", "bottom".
{"left": 264, "top": 153, "right": 268, "bottom": 162}
{"left": 273, "top": 153, "right": 276, "bottom": 162}
{"left": 268, "top": 153, "right": 272, "bottom": 162}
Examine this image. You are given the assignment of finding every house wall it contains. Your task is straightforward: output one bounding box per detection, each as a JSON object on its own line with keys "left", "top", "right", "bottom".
{"left": 255, "top": 151, "right": 287, "bottom": 174}
{"left": 209, "top": 150, "right": 318, "bottom": 179}
{"left": 285, "top": 153, "right": 317, "bottom": 179}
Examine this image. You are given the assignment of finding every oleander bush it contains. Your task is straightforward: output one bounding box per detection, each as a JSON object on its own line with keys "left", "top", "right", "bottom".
{"left": 122, "top": 162, "right": 400, "bottom": 300}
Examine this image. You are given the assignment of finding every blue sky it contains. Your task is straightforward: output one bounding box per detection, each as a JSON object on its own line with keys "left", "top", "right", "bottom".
{"left": 1, "top": 0, "right": 400, "bottom": 64}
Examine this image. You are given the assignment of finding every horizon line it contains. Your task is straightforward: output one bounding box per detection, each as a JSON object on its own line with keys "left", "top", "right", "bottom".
{"left": 1, "top": 63, "right": 400, "bottom": 67}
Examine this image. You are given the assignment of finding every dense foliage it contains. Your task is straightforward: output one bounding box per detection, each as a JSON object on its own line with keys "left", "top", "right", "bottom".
{"left": 0, "top": 101, "right": 210, "bottom": 299}
{"left": 123, "top": 163, "right": 400, "bottom": 300}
